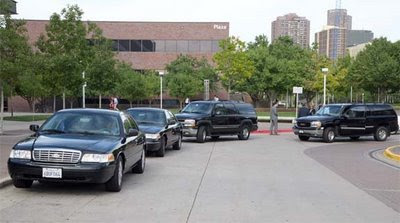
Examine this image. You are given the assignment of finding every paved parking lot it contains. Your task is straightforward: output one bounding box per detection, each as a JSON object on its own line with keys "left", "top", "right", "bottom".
{"left": 1, "top": 133, "right": 399, "bottom": 223}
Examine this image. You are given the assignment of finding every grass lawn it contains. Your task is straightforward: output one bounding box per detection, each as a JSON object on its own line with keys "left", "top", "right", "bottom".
{"left": 4, "top": 115, "right": 52, "bottom": 122}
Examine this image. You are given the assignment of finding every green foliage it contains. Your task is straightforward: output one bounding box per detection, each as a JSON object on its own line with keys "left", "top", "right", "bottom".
{"left": 115, "top": 63, "right": 147, "bottom": 106}
{"left": 166, "top": 55, "right": 217, "bottom": 107}
{"left": 213, "top": 36, "right": 255, "bottom": 93}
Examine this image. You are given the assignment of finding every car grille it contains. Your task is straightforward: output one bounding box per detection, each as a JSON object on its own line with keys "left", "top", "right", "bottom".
{"left": 33, "top": 149, "right": 81, "bottom": 163}
{"left": 297, "top": 122, "right": 311, "bottom": 127}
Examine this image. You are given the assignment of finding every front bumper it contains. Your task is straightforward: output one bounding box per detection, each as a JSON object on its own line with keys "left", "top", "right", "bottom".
{"left": 293, "top": 126, "right": 324, "bottom": 138}
{"left": 145, "top": 140, "right": 162, "bottom": 151}
{"left": 8, "top": 159, "right": 115, "bottom": 184}
{"left": 182, "top": 127, "right": 198, "bottom": 137}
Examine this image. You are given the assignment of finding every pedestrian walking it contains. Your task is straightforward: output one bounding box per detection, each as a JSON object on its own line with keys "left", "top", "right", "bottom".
{"left": 270, "top": 99, "right": 279, "bottom": 135}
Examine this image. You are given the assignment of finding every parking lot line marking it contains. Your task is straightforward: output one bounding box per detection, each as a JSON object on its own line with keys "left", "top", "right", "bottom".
{"left": 185, "top": 142, "right": 216, "bottom": 223}
{"left": 384, "top": 145, "right": 400, "bottom": 162}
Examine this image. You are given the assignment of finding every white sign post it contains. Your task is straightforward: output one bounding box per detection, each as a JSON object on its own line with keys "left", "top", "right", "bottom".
{"left": 293, "top": 87, "right": 303, "bottom": 118}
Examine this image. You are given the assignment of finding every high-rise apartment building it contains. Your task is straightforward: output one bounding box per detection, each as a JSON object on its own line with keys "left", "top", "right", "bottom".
{"left": 271, "top": 13, "right": 310, "bottom": 48}
{"left": 327, "top": 9, "right": 352, "bottom": 30}
{"left": 315, "top": 26, "right": 348, "bottom": 59}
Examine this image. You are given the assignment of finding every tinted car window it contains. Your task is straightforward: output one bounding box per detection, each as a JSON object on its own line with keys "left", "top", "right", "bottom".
{"left": 182, "top": 103, "right": 212, "bottom": 114}
{"left": 121, "top": 114, "right": 134, "bottom": 134}
{"left": 41, "top": 112, "right": 120, "bottom": 136}
{"left": 344, "top": 106, "right": 366, "bottom": 118}
{"left": 369, "top": 105, "right": 396, "bottom": 116}
{"left": 224, "top": 103, "right": 238, "bottom": 115}
{"left": 214, "top": 103, "right": 227, "bottom": 115}
{"left": 127, "top": 110, "right": 166, "bottom": 126}
{"left": 236, "top": 103, "right": 256, "bottom": 115}
{"left": 316, "top": 105, "right": 342, "bottom": 116}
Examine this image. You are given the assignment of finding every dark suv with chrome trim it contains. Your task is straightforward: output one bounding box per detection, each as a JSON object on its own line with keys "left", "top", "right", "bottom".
{"left": 293, "top": 104, "right": 399, "bottom": 143}
{"left": 175, "top": 101, "right": 258, "bottom": 143}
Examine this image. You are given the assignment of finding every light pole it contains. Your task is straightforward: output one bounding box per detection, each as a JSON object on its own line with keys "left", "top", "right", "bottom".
{"left": 362, "top": 93, "right": 365, "bottom": 103}
{"left": 322, "top": 68, "right": 329, "bottom": 105}
{"left": 82, "top": 71, "right": 87, "bottom": 108}
{"left": 159, "top": 71, "right": 164, "bottom": 109}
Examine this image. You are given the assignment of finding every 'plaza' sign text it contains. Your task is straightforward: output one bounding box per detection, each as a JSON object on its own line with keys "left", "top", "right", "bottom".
{"left": 213, "top": 24, "right": 227, "bottom": 30}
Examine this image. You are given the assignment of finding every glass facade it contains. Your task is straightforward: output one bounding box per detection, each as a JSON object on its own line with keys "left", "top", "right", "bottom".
{"left": 111, "top": 39, "right": 221, "bottom": 53}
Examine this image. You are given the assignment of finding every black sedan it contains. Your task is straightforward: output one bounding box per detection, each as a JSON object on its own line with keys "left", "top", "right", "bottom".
{"left": 126, "top": 108, "right": 182, "bottom": 157}
{"left": 8, "top": 109, "right": 146, "bottom": 192}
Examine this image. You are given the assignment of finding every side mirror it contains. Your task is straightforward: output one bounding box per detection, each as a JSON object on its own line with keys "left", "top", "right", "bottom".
{"left": 168, "top": 119, "right": 176, "bottom": 125}
{"left": 127, "top": 128, "right": 139, "bottom": 137}
{"left": 30, "top": 124, "right": 39, "bottom": 132}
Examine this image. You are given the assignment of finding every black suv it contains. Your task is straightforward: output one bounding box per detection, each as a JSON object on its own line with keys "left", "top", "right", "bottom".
{"left": 175, "top": 101, "right": 258, "bottom": 143}
{"left": 293, "top": 104, "right": 399, "bottom": 143}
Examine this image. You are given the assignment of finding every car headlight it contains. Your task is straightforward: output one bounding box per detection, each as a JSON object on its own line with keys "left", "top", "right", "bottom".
{"left": 184, "top": 119, "right": 196, "bottom": 127}
{"left": 292, "top": 119, "right": 297, "bottom": 125}
{"left": 311, "top": 121, "right": 322, "bottom": 128}
{"left": 145, "top": 133, "right": 161, "bottom": 140}
{"left": 81, "top": 153, "right": 115, "bottom": 163}
{"left": 9, "top": 150, "right": 31, "bottom": 159}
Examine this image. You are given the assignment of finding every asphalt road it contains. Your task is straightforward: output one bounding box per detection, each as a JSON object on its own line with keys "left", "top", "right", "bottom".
{"left": 0, "top": 133, "right": 399, "bottom": 223}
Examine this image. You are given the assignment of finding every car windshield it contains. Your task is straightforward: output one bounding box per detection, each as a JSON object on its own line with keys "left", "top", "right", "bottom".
{"left": 181, "top": 103, "right": 212, "bottom": 114}
{"left": 315, "top": 105, "right": 342, "bottom": 116}
{"left": 40, "top": 112, "right": 121, "bottom": 136}
{"left": 127, "top": 110, "right": 166, "bottom": 126}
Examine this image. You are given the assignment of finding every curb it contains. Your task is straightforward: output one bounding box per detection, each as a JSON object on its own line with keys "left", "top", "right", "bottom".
{"left": 252, "top": 129, "right": 293, "bottom": 134}
{"left": 0, "top": 177, "right": 12, "bottom": 189}
{"left": 384, "top": 145, "right": 400, "bottom": 162}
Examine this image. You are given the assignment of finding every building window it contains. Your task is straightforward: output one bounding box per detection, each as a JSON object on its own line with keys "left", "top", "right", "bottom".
{"left": 131, "top": 40, "right": 141, "bottom": 52}
{"left": 188, "top": 40, "right": 200, "bottom": 52}
{"left": 111, "top": 40, "right": 119, "bottom": 51}
{"left": 119, "top": 40, "right": 130, "bottom": 52}
{"left": 142, "top": 40, "right": 155, "bottom": 52}
{"left": 165, "top": 40, "right": 177, "bottom": 52}
{"left": 177, "top": 40, "right": 188, "bottom": 52}
{"left": 200, "top": 40, "right": 212, "bottom": 52}
{"left": 212, "top": 40, "right": 220, "bottom": 52}
{"left": 154, "top": 40, "right": 165, "bottom": 52}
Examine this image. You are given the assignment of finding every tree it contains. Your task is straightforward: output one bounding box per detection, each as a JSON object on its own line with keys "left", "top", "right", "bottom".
{"left": 166, "top": 55, "right": 217, "bottom": 108}
{"left": 142, "top": 71, "right": 160, "bottom": 106}
{"left": 115, "top": 63, "right": 147, "bottom": 107}
{"left": 350, "top": 38, "right": 400, "bottom": 102}
{"left": 0, "top": 1, "right": 32, "bottom": 133}
{"left": 36, "top": 5, "right": 94, "bottom": 109}
{"left": 213, "top": 36, "right": 255, "bottom": 98}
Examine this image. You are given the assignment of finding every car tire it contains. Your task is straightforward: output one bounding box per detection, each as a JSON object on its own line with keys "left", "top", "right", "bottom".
{"left": 12, "top": 178, "right": 33, "bottom": 188}
{"left": 156, "top": 137, "right": 166, "bottom": 157}
{"left": 105, "top": 156, "right": 123, "bottom": 192}
{"left": 298, "top": 135, "right": 310, "bottom": 141}
{"left": 196, "top": 126, "right": 207, "bottom": 143}
{"left": 132, "top": 149, "right": 146, "bottom": 174}
{"left": 323, "top": 127, "right": 335, "bottom": 143}
{"left": 350, "top": 136, "right": 360, "bottom": 140}
{"left": 238, "top": 125, "right": 251, "bottom": 140}
{"left": 211, "top": 136, "right": 220, "bottom": 140}
{"left": 172, "top": 134, "right": 182, "bottom": 150}
{"left": 374, "top": 126, "right": 389, "bottom": 141}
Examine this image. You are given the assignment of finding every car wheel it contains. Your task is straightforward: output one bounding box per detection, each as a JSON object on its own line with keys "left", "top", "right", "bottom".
{"left": 298, "top": 135, "right": 310, "bottom": 141}
{"left": 196, "top": 126, "right": 207, "bottom": 143}
{"left": 156, "top": 137, "right": 166, "bottom": 157}
{"left": 172, "top": 134, "right": 182, "bottom": 150}
{"left": 211, "top": 136, "right": 220, "bottom": 140}
{"left": 132, "top": 149, "right": 146, "bottom": 174}
{"left": 12, "top": 178, "right": 33, "bottom": 188}
{"left": 105, "top": 156, "right": 123, "bottom": 192}
{"left": 374, "top": 126, "right": 389, "bottom": 141}
{"left": 350, "top": 136, "right": 360, "bottom": 140}
{"left": 323, "top": 127, "right": 335, "bottom": 143}
{"left": 238, "top": 125, "right": 250, "bottom": 140}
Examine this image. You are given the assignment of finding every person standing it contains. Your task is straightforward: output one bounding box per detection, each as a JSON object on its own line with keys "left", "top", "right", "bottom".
{"left": 298, "top": 103, "right": 310, "bottom": 117}
{"left": 109, "top": 96, "right": 115, "bottom": 110}
{"left": 270, "top": 100, "right": 279, "bottom": 135}
{"left": 113, "top": 96, "right": 119, "bottom": 110}
{"left": 184, "top": 97, "right": 190, "bottom": 107}
{"left": 213, "top": 95, "right": 219, "bottom": 101}
{"left": 308, "top": 103, "right": 316, "bottom": 116}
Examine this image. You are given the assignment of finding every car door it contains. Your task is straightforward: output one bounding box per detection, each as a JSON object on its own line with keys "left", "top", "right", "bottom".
{"left": 224, "top": 103, "right": 240, "bottom": 133}
{"left": 211, "top": 103, "right": 228, "bottom": 134}
{"left": 340, "top": 105, "right": 367, "bottom": 136}
{"left": 121, "top": 114, "right": 140, "bottom": 167}
{"left": 166, "top": 111, "right": 180, "bottom": 144}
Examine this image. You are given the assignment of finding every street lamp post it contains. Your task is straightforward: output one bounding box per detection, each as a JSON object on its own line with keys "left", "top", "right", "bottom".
{"left": 322, "top": 68, "right": 329, "bottom": 105}
{"left": 82, "top": 71, "right": 87, "bottom": 108}
{"left": 159, "top": 71, "right": 164, "bottom": 109}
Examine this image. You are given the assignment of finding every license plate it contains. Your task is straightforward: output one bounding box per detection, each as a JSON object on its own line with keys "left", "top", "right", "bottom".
{"left": 299, "top": 130, "right": 304, "bottom": 134}
{"left": 42, "top": 168, "right": 62, "bottom": 178}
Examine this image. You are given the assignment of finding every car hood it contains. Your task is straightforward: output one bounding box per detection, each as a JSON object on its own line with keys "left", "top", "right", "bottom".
{"left": 138, "top": 125, "right": 163, "bottom": 134}
{"left": 175, "top": 112, "right": 209, "bottom": 120}
{"left": 296, "top": 115, "right": 337, "bottom": 122}
{"left": 30, "top": 134, "right": 121, "bottom": 153}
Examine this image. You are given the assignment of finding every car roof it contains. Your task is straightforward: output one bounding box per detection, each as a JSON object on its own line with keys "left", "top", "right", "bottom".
{"left": 325, "top": 103, "right": 393, "bottom": 106}
{"left": 126, "top": 107, "right": 167, "bottom": 112}
{"left": 57, "top": 108, "right": 123, "bottom": 116}
{"left": 190, "top": 100, "right": 247, "bottom": 104}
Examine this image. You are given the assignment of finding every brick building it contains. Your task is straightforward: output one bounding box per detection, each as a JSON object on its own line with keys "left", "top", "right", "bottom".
{"left": 10, "top": 20, "right": 230, "bottom": 111}
{"left": 271, "top": 13, "right": 310, "bottom": 48}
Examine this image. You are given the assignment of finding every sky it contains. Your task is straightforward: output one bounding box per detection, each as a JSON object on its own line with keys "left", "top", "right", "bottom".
{"left": 13, "top": 0, "right": 400, "bottom": 43}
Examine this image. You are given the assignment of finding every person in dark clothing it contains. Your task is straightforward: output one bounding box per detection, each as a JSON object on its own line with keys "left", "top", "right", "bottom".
{"left": 308, "top": 103, "right": 316, "bottom": 116}
{"left": 298, "top": 103, "right": 310, "bottom": 117}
